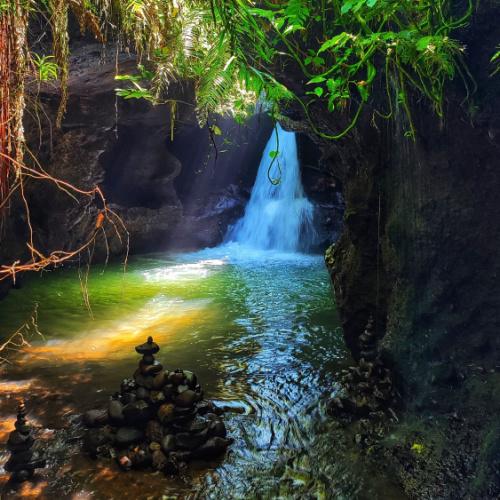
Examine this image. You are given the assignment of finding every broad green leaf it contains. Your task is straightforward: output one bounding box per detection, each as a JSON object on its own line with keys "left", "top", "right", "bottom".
{"left": 341, "top": 1, "right": 354, "bottom": 15}
{"left": 307, "top": 76, "right": 326, "bottom": 84}
{"left": 313, "top": 86, "right": 324, "bottom": 97}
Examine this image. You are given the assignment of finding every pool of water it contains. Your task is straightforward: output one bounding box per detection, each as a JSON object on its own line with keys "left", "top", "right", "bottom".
{"left": 0, "top": 245, "right": 403, "bottom": 499}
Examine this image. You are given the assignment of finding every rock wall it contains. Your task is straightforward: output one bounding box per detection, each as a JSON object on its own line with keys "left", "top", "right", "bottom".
{"left": 283, "top": 2, "right": 500, "bottom": 496}
{"left": 0, "top": 41, "right": 273, "bottom": 280}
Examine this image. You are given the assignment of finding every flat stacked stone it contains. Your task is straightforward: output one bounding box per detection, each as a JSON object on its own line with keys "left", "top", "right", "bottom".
{"left": 5, "top": 401, "right": 46, "bottom": 482}
{"left": 83, "top": 336, "right": 232, "bottom": 476}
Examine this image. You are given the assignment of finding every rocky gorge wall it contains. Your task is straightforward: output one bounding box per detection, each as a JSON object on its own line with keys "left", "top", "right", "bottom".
{"left": 282, "top": 2, "right": 500, "bottom": 497}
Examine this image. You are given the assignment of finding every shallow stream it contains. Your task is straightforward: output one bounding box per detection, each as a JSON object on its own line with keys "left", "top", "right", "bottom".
{"left": 0, "top": 245, "right": 403, "bottom": 499}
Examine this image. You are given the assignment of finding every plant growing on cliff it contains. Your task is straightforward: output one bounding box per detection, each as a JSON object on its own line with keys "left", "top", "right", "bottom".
{"left": 206, "top": 0, "right": 476, "bottom": 139}
{"left": 98, "top": 0, "right": 480, "bottom": 140}
{"left": 491, "top": 47, "right": 500, "bottom": 76}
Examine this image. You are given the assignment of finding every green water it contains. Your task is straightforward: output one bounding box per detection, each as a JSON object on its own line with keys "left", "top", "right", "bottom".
{"left": 0, "top": 246, "right": 401, "bottom": 498}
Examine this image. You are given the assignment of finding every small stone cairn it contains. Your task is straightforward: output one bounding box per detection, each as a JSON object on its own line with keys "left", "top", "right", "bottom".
{"left": 328, "top": 317, "right": 397, "bottom": 421}
{"left": 83, "top": 336, "right": 232, "bottom": 475}
{"left": 5, "top": 400, "right": 46, "bottom": 482}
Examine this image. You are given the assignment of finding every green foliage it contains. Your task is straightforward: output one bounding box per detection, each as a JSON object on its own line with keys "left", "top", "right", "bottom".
{"left": 21, "top": 0, "right": 485, "bottom": 139}
{"left": 411, "top": 442, "right": 425, "bottom": 454}
{"left": 210, "top": 0, "right": 476, "bottom": 139}
{"left": 491, "top": 47, "right": 500, "bottom": 76}
{"left": 32, "top": 54, "right": 58, "bottom": 81}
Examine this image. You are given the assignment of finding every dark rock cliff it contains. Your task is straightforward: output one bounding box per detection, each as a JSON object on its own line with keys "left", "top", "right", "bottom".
{"left": 282, "top": 2, "right": 500, "bottom": 496}
{"left": 0, "top": 42, "right": 273, "bottom": 281}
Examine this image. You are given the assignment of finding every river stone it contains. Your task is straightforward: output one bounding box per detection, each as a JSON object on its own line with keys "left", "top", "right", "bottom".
{"left": 136, "top": 387, "right": 150, "bottom": 400}
{"left": 168, "top": 371, "right": 185, "bottom": 385}
{"left": 152, "top": 449, "right": 167, "bottom": 471}
{"left": 7, "top": 431, "right": 33, "bottom": 452}
{"left": 187, "top": 417, "right": 210, "bottom": 434}
{"left": 162, "top": 434, "right": 177, "bottom": 453}
{"left": 134, "top": 370, "right": 155, "bottom": 389}
{"left": 123, "top": 400, "right": 153, "bottom": 425}
{"left": 184, "top": 370, "right": 197, "bottom": 388}
{"left": 153, "top": 370, "right": 167, "bottom": 389}
{"left": 196, "top": 401, "right": 216, "bottom": 415}
{"left": 140, "top": 360, "right": 163, "bottom": 376}
{"left": 208, "top": 420, "right": 227, "bottom": 438}
{"left": 150, "top": 441, "right": 161, "bottom": 452}
{"left": 83, "top": 427, "right": 114, "bottom": 456}
{"left": 135, "top": 336, "right": 160, "bottom": 356}
{"left": 121, "top": 391, "right": 137, "bottom": 405}
{"left": 192, "top": 437, "right": 233, "bottom": 459}
{"left": 145, "top": 419, "right": 163, "bottom": 443}
{"left": 108, "top": 399, "right": 124, "bottom": 422}
{"left": 121, "top": 378, "right": 137, "bottom": 394}
{"left": 157, "top": 403, "right": 175, "bottom": 424}
{"left": 84, "top": 409, "right": 108, "bottom": 428}
{"left": 6, "top": 450, "right": 34, "bottom": 466}
{"left": 175, "top": 390, "right": 197, "bottom": 408}
{"left": 175, "top": 432, "right": 207, "bottom": 451}
{"left": 115, "top": 427, "right": 144, "bottom": 446}
{"left": 177, "top": 384, "right": 189, "bottom": 394}
{"left": 150, "top": 390, "right": 166, "bottom": 404}
{"left": 163, "top": 384, "right": 176, "bottom": 399}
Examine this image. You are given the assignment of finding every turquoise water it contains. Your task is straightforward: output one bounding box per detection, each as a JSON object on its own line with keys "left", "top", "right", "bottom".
{"left": 0, "top": 246, "right": 402, "bottom": 498}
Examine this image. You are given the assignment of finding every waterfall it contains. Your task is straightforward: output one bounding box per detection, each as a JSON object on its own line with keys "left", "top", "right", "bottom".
{"left": 227, "top": 124, "right": 315, "bottom": 252}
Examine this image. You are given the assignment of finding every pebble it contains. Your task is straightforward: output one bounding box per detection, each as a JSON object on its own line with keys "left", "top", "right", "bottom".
{"left": 153, "top": 371, "right": 167, "bottom": 389}
{"left": 123, "top": 400, "right": 153, "bottom": 425}
{"left": 145, "top": 420, "right": 163, "bottom": 443}
{"left": 152, "top": 450, "right": 167, "bottom": 471}
{"left": 136, "top": 387, "right": 150, "bottom": 400}
{"left": 175, "top": 390, "right": 198, "bottom": 408}
{"left": 108, "top": 400, "right": 124, "bottom": 422}
{"left": 162, "top": 434, "right": 177, "bottom": 453}
{"left": 175, "top": 432, "right": 207, "bottom": 451}
{"left": 115, "top": 427, "right": 145, "bottom": 446}
{"left": 192, "top": 437, "right": 233, "bottom": 459}
{"left": 84, "top": 409, "right": 109, "bottom": 428}
{"left": 157, "top": 403, "right": 175, "bottom": 424}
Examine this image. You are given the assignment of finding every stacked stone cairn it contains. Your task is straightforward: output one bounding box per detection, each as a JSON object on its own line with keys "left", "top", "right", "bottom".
{"left": 328, "top": 317, "right": 397, "bottom": 421}
{"left": 83, "top": 336, "right": 232, "bottom": 475}
{"left": 5, "top": 400, "right": 46, "bottom": 482}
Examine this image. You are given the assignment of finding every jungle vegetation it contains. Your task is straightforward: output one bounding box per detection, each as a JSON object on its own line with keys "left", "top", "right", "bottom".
{"left": 0, "top": 0, "right": 495, "bottom": 283}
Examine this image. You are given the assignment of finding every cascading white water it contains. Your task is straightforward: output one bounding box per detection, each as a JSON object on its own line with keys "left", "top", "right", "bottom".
{"left": 227, "top": 124, "right": 315, "bottom": 252}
